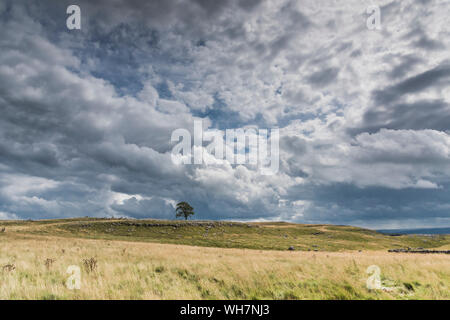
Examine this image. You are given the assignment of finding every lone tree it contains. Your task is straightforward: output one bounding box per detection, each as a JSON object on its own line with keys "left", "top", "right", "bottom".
{"left": 175, "top": 201, "right": 195, "bottom": 220}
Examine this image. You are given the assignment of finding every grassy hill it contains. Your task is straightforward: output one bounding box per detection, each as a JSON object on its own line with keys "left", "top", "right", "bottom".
{"left": 2, "top": 217, "right": 449, "bottom": 252}
{"left": 1, "top": 218, "right": 449, "bottom": 300}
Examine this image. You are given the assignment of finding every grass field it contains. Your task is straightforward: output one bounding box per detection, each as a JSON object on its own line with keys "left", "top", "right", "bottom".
{"left": 0, "top": 218, "right": 449, "bottom": 299}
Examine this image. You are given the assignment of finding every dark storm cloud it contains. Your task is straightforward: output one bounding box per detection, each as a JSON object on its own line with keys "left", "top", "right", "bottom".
{"left": 0, "top": 140, "right": 60, "bottom": 169}
{"left": 360, "top": 100, "right": 450, "bottom": 133}
{"left": 0, "top": 1, "right": 203, "bottom": 219}
{"left": 307, "top": 67, "right": 340, "bottom": 87}
{"left": 50, "top": 0, "right": 263, "bottom": 34}
{"left": 280, "top": 136, "right": 308, "bottom": 156}
{"left": 282, "top": 158, "right": 309, "bottom": 178}
{"left": 413, "top": 35, "right": 445, "bottom": 51}
{"left": 403, "top": 23, "right": 446, "bottom": 52}
{"left": 350, "top": 61, "right": 450, "bottom": 135}
{"left": 285, "top": 182, "right": 450, "bottom": 227}
{"left": 387, "top": 55, "right": 423, "bottom": 80}
{"left": 372, "top": 62, "right": 450, "bottom": 106}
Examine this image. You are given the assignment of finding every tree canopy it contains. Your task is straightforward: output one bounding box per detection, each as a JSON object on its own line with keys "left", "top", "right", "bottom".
{"left": 175, "top": 201, "right": 195, "bottom": 220}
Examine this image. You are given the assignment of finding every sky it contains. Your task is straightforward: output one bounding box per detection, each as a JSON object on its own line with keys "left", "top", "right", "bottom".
{"left": 0, "top": 0, "right": 449, "bottom": 229}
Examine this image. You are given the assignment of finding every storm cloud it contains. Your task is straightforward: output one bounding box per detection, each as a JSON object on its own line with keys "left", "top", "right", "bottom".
{"left": 0, "top": 0, "right": 449, "bottom": 229}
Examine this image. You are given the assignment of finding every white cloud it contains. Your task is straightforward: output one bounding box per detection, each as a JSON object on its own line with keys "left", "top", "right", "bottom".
{"left": 0, "top": 211, "right": 19, "bottom": 220}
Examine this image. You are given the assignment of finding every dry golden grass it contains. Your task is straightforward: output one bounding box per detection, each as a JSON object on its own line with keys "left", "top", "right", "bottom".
{"left": 0, "top": 232, "right": 448, "bottom": 300}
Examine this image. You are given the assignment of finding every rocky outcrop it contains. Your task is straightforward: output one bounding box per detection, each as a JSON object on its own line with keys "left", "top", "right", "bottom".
{"left": 77, "top": 221, "right": 259, "bottom": 229}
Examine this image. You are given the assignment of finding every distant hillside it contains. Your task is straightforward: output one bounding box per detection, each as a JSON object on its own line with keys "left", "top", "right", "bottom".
{"left": 2, "top": 217, "right": 449, "bottom": 251}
